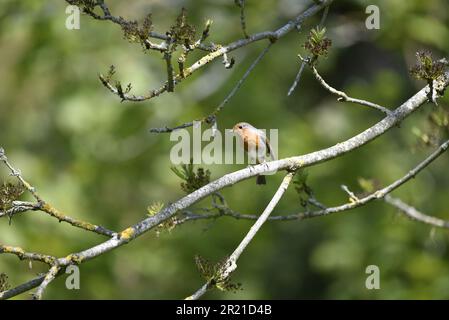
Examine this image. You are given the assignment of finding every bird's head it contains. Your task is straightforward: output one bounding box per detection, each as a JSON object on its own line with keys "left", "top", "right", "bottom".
{"left": 232, "top": 122, "right": 252, "bottom": 135}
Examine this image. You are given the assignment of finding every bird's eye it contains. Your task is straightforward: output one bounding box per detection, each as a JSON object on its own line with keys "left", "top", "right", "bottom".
{"left": 238, "top": 125, "right": 243, "bottom": 129}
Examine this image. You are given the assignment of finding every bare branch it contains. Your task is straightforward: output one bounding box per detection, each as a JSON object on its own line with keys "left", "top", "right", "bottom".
{"left": 32, "top": 265, "right": 60, "bottom": 300}
{"left": 179, "top": 139, "right": 449, "bottom": 229}
{"left": 0, "top": 201, "right": 39, "bottom": 224}
{"left": 150, "top": 42, "right": 273, "bottom": 133}
{"left": 164, "top": 51, "right": 175, "bottom": 92}
{"left": 0, "top": 275, "right": 45, "bottom": 300}
{"left": 287, "top": 60, "right": 307, "bottom": 96}
{"left": 38, "top": 202, "right": 116, "bottom": 237}
{"left": 385, "top": 195, "right": 449, "bottom": 229}
{"left": 287, "top": 4, "right": 331, "bottom": 96}
{"left": 308, "top": 63, "right": 393, "bottom": 115}
{"left": 0, "top": 244, "right": 56, "bottom": 265}
{"left": 2, "top": 71, "right": 448, "bottom": 299}
{"left": 0, "top": 148, "right": 42, "bottom": 202}
{"left": 235, "top": 0, "right": 249, "bottom": 38}
{"left": 0, "top": 148, "right": 116, "bottom": 237}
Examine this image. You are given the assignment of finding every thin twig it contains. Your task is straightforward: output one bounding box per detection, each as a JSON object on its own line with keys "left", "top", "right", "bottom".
{"left": 38, "top": 202, "right": 116, "bottom": 237}
{"left": 0, "top": 201, "right": 40, "bottom": 225}
{"left": 0, "top": 148, "right": 42, "bottom": 202}
{"left": 0, "top": 275, "right": 45, "bottom": 300}
{"left": 287, "top": 4, "right": 330, "bottom": 96}
{"left": 164, "top": 47, "right": 175, "bottom": 92}
{"left": 236, "top": 0, "right": 249, "bottom": 38}
{"left": 287, "top": 61, "right": 307, "bottom": 96}
{"left": 0, "top": 148, "right": 116, "bottom": 237}
{"left": 0, "top": 244, "right": 56, "bottom": 265}
{"left": 341, "top": 184, "right": 359, "bottom": 202}
{"left": 32, "top": 265, "right": 60, "bottom": 300}
{"left": 385, "top": 195, "right": 449, "bottom": 229}
{"left": 2, "top": 74, "right": 449, "bottom": 299}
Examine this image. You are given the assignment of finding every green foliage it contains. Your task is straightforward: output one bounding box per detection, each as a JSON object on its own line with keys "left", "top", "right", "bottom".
{"left": 304, "top": 26, "right": 332, "bottom": 60}
{"left": 410, "top": 50, "right": 447, "bottom": 83}
{"left": 0, "top": 182, "right": 24, "bottom": 212}
{"left": 0, "top": 273, "right": 10, "bottom": 292}
{"left": 171, "top": 163, "right": 211, "bottom": 194}
{"left": 194, "top": 255, "right": 242, "bottom": 292}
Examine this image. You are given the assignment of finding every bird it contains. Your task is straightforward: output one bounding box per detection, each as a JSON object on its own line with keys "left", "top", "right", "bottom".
{"left": 232, "top": 122, "right": 275, "bottom": 185}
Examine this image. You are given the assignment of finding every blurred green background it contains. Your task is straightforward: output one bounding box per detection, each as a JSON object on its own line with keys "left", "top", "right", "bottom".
{"left": 1, "top": 0, "right": 449, "bottom": 299}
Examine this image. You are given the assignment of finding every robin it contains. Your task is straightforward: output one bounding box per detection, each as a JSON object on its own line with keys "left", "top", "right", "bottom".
{"left": 232, "top": 122, "right": 275, "bottom": 185}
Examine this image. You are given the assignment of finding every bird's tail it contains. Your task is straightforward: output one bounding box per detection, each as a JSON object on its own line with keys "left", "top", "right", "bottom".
{"left": 256, "top": 175, "right": 266, "bottom": 185}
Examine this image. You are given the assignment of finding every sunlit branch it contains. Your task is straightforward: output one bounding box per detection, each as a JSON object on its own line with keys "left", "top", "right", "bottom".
{"left": 1, "top": 71, "right": 448, "bottom": 299}
{"left": 95, "top": 0, "right": 334, "bottom": 102}
{"left": 0, "top": 148, "right": 116, "bottom": 237}
{"left": 385, "top": 195, "right": 449, "bottom": 229}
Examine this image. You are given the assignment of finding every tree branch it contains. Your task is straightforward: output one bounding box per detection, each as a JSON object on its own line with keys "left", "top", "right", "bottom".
{"left": 308, "top": 62, "right": 392, "bottom": 115}
{"left": 0, "top": 244, "right": 56, "bottom": 265}
{"left": 1, "top": 70, "right": 448, "bottom": 299}
{"left": 178, "top": 139, "right": 449, "bottom": 230}
{"left": 97, "top": 0, "right": 334, "bottom": 102}
{"left": 235, "top": 0, "right": 249, "bottom": 39}
{"left": 0, "top": 148, "right": 42, "bottom": 202}
{"left": 287, "top": 4, "right": 331, "bottom": 96}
